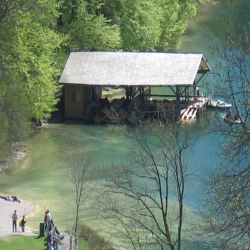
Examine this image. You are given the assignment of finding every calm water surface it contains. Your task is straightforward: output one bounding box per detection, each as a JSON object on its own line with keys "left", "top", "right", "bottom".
{"left": 1, "top": 1, "right": 250, "bottom": 249}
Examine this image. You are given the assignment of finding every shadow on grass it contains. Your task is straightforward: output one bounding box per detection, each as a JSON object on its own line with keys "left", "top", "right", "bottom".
{"left": 34, "top": 234, "right": 48, "bottom": 249}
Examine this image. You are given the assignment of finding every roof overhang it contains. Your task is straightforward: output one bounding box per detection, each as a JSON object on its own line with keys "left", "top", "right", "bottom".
{"left": 59, "top": 51, "right": 211, "bottom": 87}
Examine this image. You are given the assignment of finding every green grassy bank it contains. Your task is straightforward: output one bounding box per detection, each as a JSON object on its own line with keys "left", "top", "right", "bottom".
{"left": 0, "top": 235, "right": 44, "bottom": 250}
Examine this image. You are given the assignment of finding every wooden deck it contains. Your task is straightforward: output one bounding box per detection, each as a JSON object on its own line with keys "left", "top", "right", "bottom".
{"left": 139, "top": 96, "right": 211, "bottom": 122}
{"left": 180, "top": 96, "right": 210, "bottom": 122}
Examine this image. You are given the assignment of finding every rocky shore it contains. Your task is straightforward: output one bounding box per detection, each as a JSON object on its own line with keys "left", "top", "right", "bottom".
{"left": 0, "top": 143, "right": 26, "bottom": 171}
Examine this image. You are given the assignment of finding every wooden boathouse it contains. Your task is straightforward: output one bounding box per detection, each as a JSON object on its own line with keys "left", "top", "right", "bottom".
{"left": 59, "top": 51, "right": 212, "bottom": 122}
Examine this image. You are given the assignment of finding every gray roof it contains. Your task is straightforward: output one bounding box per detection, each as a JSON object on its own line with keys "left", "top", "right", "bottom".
{"left": 59, "top": 51, "right": 211, "bottom": 87}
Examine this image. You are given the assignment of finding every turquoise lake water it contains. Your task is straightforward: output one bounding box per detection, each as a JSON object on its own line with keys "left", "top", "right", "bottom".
{"left": 1, "top": 1, "right": 250, "bottom": 249}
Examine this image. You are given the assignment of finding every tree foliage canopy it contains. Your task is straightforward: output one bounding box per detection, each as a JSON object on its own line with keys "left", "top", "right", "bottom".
{"left": 0, "top": 64, "right": 31, "bottom": 159}
{"left": 0, "top": 0, "right": 65, "bottom": 159}
{"left": 0, "top": 0, "right": 212, "bottom": 157}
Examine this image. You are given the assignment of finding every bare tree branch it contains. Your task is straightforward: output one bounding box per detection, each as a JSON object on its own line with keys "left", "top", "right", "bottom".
{"left": 98, "top": 120, "right": 197, "bottom": 250}
{"left": 68, "top": 153, "right": 94, "bottom": 236}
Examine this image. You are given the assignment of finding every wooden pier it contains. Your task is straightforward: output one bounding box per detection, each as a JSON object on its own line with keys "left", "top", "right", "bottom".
{"left": 179, "top": 96, "right": 210, "bottom": 122}
{"left": 137, "top": 95, "right": 211, "bottom": 122}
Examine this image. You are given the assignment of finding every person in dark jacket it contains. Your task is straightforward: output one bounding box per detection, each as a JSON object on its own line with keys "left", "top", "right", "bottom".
{"left": 20, "top": 215, "right": 26, "bottom": 232}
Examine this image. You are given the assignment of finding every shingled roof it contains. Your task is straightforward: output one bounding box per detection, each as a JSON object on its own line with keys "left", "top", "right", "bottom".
{"left": 59, "top": 51, "right": 211, "bottom": 87}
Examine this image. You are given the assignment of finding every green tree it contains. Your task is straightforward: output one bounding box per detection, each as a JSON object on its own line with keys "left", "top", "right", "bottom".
{"left": 58, "top": 0, "right": 214, "bottom": 52}
{"left": 0, "top": 0, "right": 68, "bottom": 159}
{"left": 0, "top": 64, "right": 31, "bottom": 160}
{"left": 110, "top": 0, "right": 214, "bottom": 51}
{"left": 118, "top": 0, "right": 161, "bottom": 51}
{"left": 68, "top": 1, "right": 121, "bottom": 51}
{"left": 0, "top": 0, "right": 66, "bottom": 120}
{"left": 59, "top": 0, "right": 121, "bottom": 51}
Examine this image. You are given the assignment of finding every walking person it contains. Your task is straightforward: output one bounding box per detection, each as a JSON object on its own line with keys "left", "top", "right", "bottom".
{"left": 20, "top": 215, "right": 26, "bottom": 232}
{"left": 12, "top": 210, "right": 17, "bottom": 232}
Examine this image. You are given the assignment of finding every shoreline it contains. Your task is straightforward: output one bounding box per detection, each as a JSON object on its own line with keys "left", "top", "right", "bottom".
{"left": 0, "top": 120, "right": 49, "bottom": 172}
{"left": 0, "top": 198, "right": 37, "bottom": 237}
{"left": 0, "top": 143, "right": 26, "bottom": 172}
{"left": 0, "top": 144, "right": 35, "bottom": 238}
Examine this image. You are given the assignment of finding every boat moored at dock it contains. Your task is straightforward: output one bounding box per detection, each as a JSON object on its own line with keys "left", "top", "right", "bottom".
{"left": 207, "top": 99, "right": 232, "bottom": 109}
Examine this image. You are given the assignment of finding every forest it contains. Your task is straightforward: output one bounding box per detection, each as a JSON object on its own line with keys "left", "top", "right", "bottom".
{"left": 0, "top": 0, "right": 213, "bottom": 160}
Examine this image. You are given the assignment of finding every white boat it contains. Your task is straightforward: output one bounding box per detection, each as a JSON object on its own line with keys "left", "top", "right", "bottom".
{"left": 207, "top": 99, "right": 232, "bottom": 109}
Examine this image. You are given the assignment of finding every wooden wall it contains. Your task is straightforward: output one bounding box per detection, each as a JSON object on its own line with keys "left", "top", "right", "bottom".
{"left": 64, "top": 84, "right": 102, "bottom": 119}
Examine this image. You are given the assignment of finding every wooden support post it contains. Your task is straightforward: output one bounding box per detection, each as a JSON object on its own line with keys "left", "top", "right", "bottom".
{"left": 176, "top": 86, "right": 181, "bottom": 120}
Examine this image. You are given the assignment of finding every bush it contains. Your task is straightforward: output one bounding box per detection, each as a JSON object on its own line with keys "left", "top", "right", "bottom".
{"left": 78, "top": 224, "right": 115, "bottom": 250}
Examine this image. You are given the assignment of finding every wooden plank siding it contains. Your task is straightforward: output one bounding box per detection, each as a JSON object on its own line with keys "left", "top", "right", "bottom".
{"left": 64, "top": 85, "right": 102, "bottom": 119}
